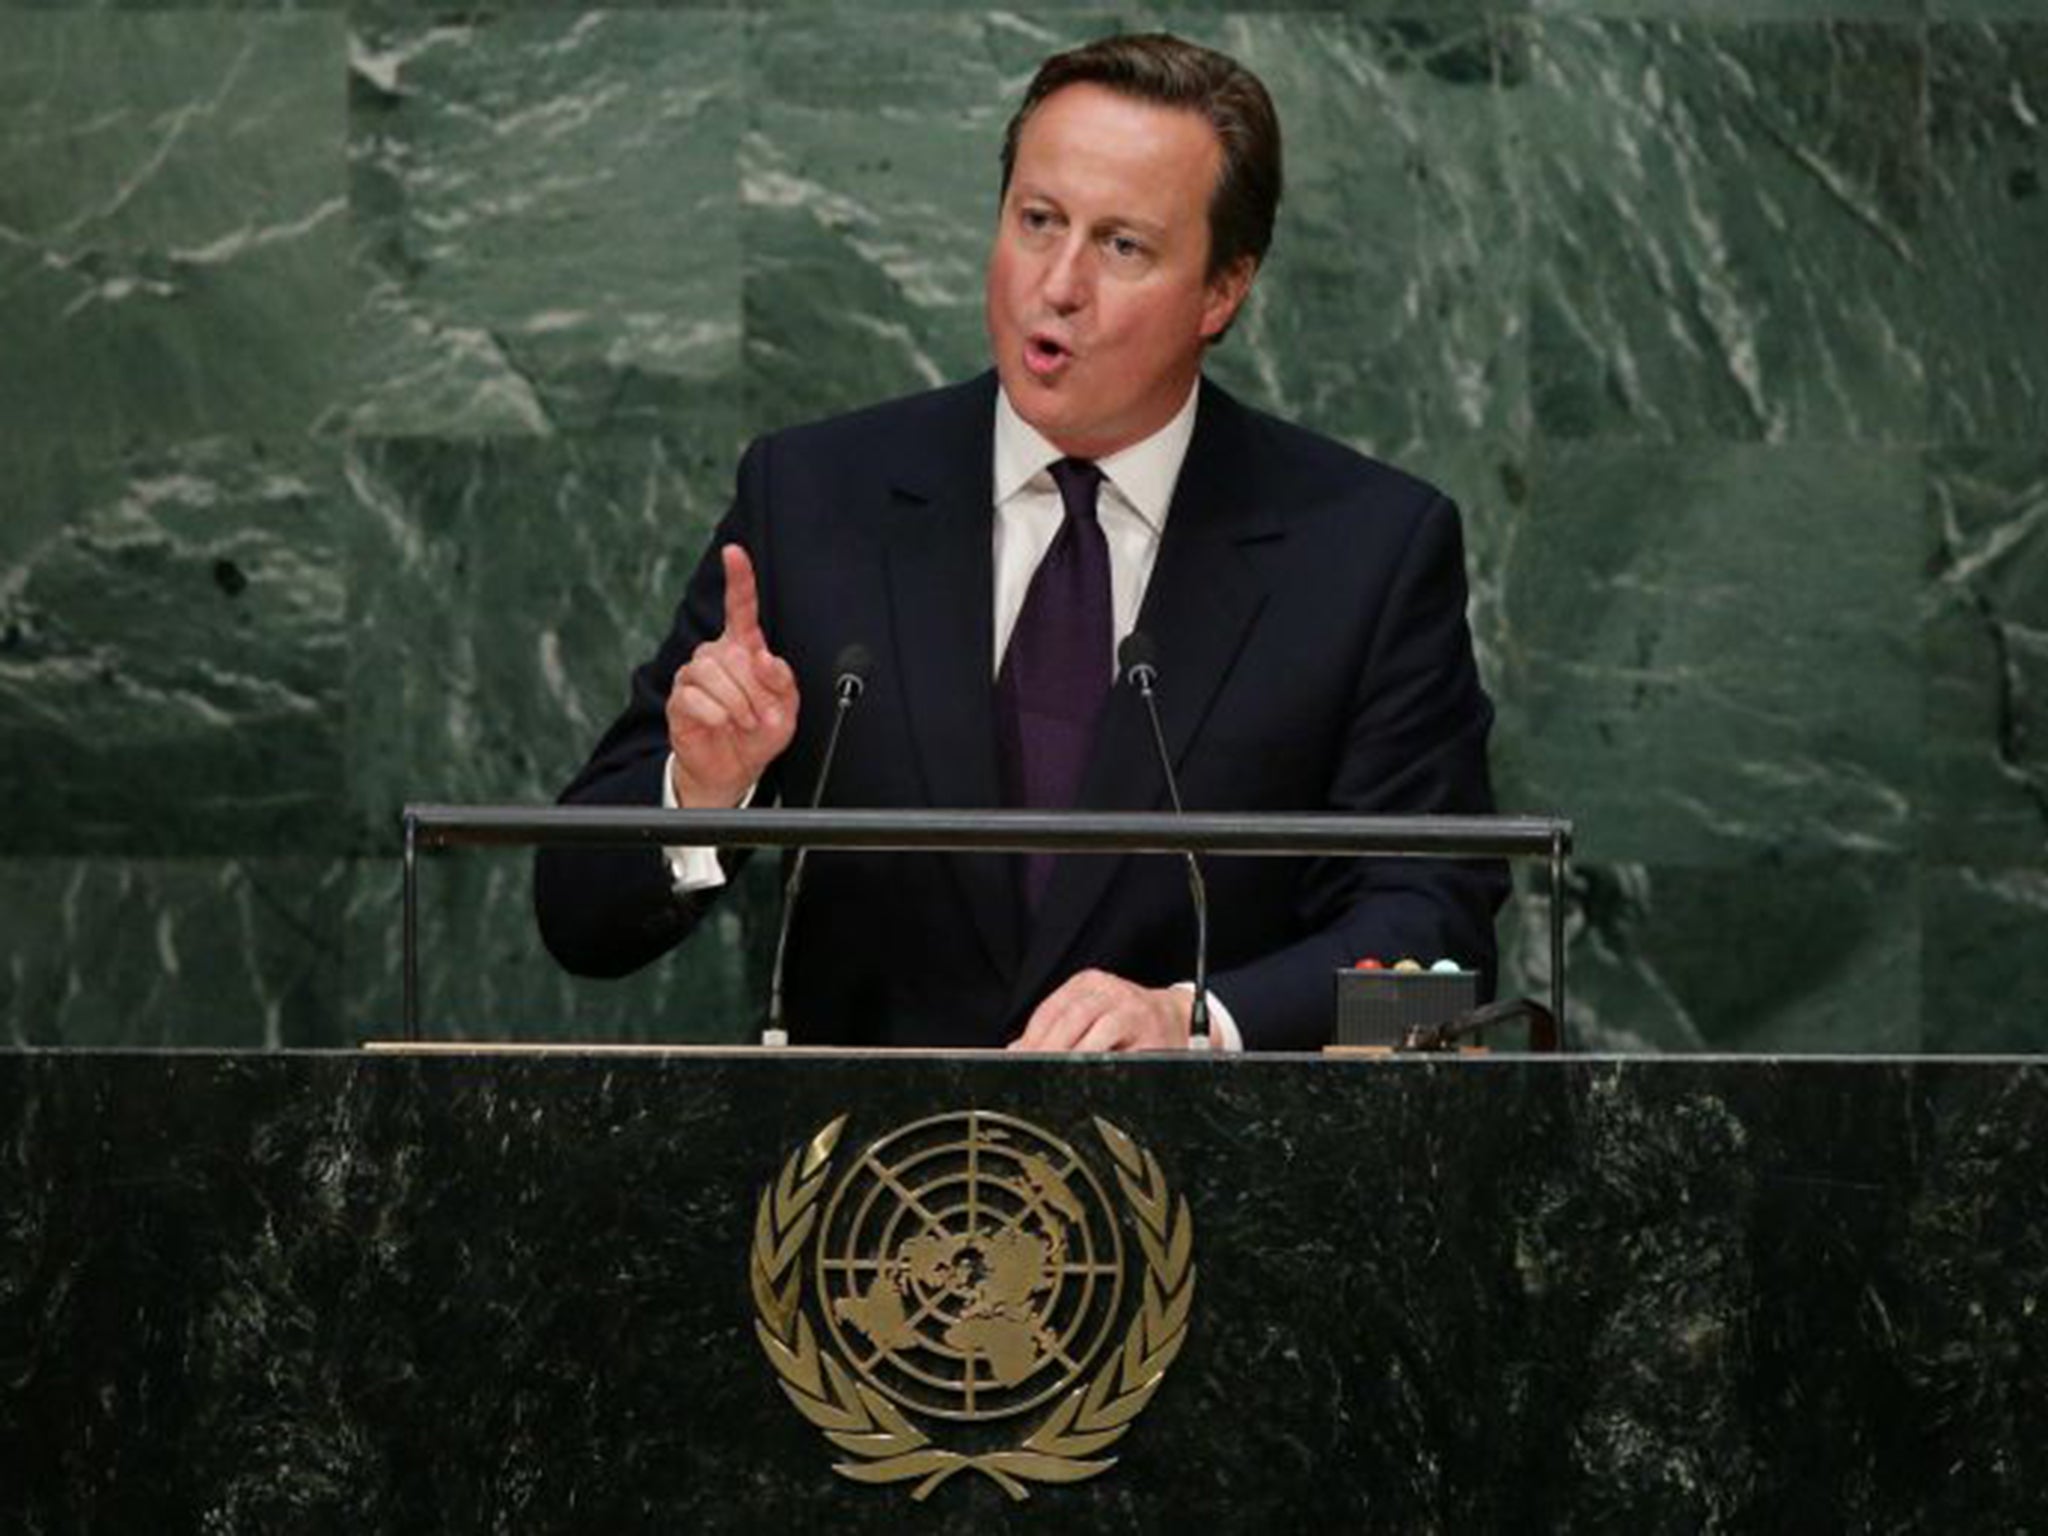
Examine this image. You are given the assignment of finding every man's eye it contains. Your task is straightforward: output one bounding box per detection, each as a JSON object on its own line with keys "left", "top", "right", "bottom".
{"left": 1020, "top": 208, "right": 1056, "bottom": 233}
{"left": 1107, "top": 235, "right": 1147, "bottom": 261}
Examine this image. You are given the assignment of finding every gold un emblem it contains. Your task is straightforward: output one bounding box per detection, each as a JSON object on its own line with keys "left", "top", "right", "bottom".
{"left": 750, "top": 1111, "right": 1196, "bottom": 1500}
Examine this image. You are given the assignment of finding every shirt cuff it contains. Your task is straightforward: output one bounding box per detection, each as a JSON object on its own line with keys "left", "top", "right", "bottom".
{"left": 661, "top": 753, "right": 753, "bottom": 893}
{"left": 1172, "top": 983, "right": 1243, "bottom": 1052}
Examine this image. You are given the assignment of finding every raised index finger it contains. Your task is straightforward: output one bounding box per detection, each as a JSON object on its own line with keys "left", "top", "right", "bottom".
{"left": 719, "top": 543, "right": 764, "bottom": 646}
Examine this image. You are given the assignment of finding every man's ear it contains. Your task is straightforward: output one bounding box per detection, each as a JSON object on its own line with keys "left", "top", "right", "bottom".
{"left": 1199, "top": 257, "right": 1258, "bottom": 341}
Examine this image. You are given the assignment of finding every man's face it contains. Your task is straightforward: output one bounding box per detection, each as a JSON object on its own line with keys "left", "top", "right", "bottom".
{"left": 986, "top": 83, "right": 1254, "bottom": 460}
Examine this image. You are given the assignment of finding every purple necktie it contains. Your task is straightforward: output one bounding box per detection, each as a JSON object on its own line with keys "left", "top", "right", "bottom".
{"left": 996, "top": 457, "right": 1112, "bottom": 909}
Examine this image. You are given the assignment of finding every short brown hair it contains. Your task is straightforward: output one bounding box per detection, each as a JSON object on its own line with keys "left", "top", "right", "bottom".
{"left": 998, "top": 32, "right": 1284, "bottom": 284}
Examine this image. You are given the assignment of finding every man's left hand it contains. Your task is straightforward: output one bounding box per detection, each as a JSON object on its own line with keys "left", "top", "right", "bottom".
{"left": 1007, "top": 970, "right": 1191, "bottom": 1052}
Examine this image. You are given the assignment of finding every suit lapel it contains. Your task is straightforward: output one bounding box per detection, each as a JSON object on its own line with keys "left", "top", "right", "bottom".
{"left": 1007, "top": 381, "right": 1283, "bottom": 1016}
{"left": 880, "top": 374, "right": 1022, "bottom": 979}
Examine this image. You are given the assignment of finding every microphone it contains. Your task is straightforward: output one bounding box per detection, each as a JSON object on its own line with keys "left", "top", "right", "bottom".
{"left": 1117, "top": 632, "right": 1212, "bottom": 1049}
{"left": 1402, "top": 996, "right": 1560, "bottom": 1054}
{"left": 763, "top": 643, "right": 873, "bottom": 1047}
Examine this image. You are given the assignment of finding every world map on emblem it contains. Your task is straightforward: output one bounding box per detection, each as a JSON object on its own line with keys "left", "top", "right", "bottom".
{"left": 814, "top": 1110, "right": 1126, "bottom": 1421}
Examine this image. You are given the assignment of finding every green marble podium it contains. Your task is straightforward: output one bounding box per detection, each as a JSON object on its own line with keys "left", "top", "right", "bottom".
{"left": 2, "top": 1050, "right": 2043, "bottom": 1531}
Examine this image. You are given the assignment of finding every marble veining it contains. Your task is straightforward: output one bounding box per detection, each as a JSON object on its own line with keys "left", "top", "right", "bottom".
{"left": 0, "top": 10, "right": 2044, "bottom": 1050}
{"left": 2, "top": 1052, "right": 2044, "bottom": 1530}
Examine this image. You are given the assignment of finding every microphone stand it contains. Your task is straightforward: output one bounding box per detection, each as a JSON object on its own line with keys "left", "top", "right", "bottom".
{"left": 1121, "top": 638, "right": 1211, "bottom": 1049}
{"left": 763, "top": 646, "right": 871, "bottom": 1047}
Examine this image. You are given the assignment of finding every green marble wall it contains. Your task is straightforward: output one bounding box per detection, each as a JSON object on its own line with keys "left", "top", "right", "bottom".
{"left": 1, "top": 3, "right": 2042, "bottom": 1049}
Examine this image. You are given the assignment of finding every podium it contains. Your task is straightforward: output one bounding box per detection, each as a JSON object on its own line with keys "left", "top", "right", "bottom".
{"left": 3, "top": 1049, "right": 2043, "bottom": 1530}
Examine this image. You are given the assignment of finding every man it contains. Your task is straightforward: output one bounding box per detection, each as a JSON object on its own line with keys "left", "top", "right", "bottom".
{"left": 535, "top": 34, "right": 1506, "bottom": 1051}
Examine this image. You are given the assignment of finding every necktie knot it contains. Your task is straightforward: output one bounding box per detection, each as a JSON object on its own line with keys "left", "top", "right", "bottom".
{"left": 1048, "top": 457, "right": 1104, "bottom": 526}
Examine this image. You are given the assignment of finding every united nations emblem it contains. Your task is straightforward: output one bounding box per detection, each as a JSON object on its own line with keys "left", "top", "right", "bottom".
{"left": 750, "top": 1111, "right": 1195, "bottom": 1500}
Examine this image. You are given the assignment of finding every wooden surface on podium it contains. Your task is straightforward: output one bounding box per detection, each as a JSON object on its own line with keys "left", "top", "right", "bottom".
{"left": 2, "top": 1050, "right": 2044, "bottom": 1531}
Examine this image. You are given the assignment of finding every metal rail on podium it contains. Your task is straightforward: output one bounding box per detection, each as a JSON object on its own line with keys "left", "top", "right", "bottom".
{"left": 400, "top": 805, "right": 1573, "bottom": 1045}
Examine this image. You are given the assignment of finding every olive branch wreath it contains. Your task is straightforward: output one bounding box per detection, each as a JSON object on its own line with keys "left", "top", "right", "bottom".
{"left": 749, "top": 1113, "right": 1195, "bottom": 1501}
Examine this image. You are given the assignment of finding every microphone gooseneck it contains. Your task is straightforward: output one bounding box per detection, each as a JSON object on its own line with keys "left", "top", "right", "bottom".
{"left": 764, "top": 643, "right": 873, "bottom": 1046}
{"left": 1116, "top": 632, "right": 1211, "bottom": 1048}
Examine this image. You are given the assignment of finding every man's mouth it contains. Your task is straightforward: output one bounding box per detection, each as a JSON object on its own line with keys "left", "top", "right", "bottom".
{"left": 1023, "top": 332, "right": 1072, "bottom": 379}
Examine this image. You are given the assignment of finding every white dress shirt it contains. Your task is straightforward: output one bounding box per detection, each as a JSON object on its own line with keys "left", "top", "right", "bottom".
{"left": 661, "top": 379, "right": 1241, "bottom": 1049}
{"left": 988, "top": 380, "right": 1194, "bottom": 670}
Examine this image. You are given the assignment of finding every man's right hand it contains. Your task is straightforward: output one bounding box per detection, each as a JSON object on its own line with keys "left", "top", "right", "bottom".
{"left": 666, "top": 544, "right": 800, "bottom": 808}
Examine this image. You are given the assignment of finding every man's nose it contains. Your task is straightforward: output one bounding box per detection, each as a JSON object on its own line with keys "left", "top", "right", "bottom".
{"left": 1040, "top": 235, "right": 1090, "bottom": 313}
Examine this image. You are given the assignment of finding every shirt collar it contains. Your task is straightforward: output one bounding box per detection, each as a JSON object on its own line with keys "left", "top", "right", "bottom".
{"left": 992, "top": 379, "right": 1201, "bottom": 534}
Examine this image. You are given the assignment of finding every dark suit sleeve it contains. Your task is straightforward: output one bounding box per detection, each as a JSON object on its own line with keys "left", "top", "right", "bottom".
{"left": 1207, "top": 491, "right": 1508, "bottom": 1050}
{"left": 532, "top": 440, "right": 783, "bottom": 979}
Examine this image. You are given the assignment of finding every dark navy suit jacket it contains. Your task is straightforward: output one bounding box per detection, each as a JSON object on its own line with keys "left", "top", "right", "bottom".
{"left": 534, "top": 372, "right": 1507, "bottom": 1049}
